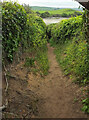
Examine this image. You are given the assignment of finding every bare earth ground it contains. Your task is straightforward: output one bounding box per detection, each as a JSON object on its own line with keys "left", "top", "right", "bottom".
{"left": 2, "top": 44, "right": 89, "bottom": 118}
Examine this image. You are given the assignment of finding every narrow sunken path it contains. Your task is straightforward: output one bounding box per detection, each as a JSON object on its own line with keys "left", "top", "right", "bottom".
{"left": 34, "top": 44, "right": 87, "bottom": 118}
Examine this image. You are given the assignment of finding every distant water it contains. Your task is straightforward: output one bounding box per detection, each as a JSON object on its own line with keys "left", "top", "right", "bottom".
{"left": 43, "top": 17, "right": 68, "bottom": 25}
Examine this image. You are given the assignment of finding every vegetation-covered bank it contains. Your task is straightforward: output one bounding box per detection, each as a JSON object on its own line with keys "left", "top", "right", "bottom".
{"left": 47, "top": 14, "right": 89, "bottom": 113}
{"left": 2, "top": 2, "right": 49, "bottom": 75}
{"left": 2, "top": 2, "right": 49, "bottom": 118}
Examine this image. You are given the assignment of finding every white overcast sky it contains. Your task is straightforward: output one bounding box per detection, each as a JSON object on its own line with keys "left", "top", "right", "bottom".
{"left": 6, "top": 0, "right": 82, "bottom": 8}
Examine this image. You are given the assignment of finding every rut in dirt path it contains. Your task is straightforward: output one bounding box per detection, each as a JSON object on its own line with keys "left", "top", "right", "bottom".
{"left": 35, "top": 44, "right": 88, "bottom": 118}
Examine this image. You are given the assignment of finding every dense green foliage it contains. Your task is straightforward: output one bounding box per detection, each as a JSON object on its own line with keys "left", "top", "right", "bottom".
{"left": 47, "top": 17, "right": 83, "bottom": 44}
{"left": 2, "top": 2, "right": 29, "bottom": 61}
{"left": 2, "top": 2, "right": 49, "bottom": 75}
{"left": 47, "top": 16, "right": 89, "bottom": 83}
{"left": 82, "top": 9, "right": 89, "bottom": 43}
{"left": 47, "top": 16, "right": 89, "bottom": 112}
{"left": 81, "top": 9, "right": 89, "bottom": 113}
{"left": 35, "top": 8, "right": 82, "bottom": 18}
{"left": 2, "top": 2, "right": 47, "bottom": 62}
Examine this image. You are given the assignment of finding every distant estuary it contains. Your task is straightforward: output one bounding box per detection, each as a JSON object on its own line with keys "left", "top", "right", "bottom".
{"left": 43, "top": 17, "right": 68, "bottom": 25}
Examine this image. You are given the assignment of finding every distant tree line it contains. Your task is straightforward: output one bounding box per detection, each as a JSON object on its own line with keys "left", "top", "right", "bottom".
{"left": 36, "top": 11, "right": 82, "bottom": 18}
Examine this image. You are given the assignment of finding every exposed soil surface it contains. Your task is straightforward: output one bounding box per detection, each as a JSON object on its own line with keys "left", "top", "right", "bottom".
{"left": 2, "top": 44, "right": 88, "bottom": 118}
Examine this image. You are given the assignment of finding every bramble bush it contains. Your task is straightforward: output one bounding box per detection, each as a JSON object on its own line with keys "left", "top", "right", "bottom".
{"left": 47, "top": 16, "right": 89, "bottom": 84}
{"left": 50, "top": 16, "right": 88, "bottom": 82}
{"left": 81, "top": 9, "right": 89, "bottom": 114}
{"left": 2, "top": 2, "right": 28, "bottom": 61}
{"left": 2, "top": 2, "right": 47, "bottom": 62}
{"left": 47, "top": 13, "right": 89, "bottom": 113}
{"left": 47, "top": 16, "right": 83, "bottom": 44}
{"left": 2, "top": 1, "right": 49, "bottom": 75}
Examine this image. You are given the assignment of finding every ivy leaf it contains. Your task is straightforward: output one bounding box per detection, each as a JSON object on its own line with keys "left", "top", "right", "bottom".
{"left": 82, "top": 105, "right": 88, "bottom": 112}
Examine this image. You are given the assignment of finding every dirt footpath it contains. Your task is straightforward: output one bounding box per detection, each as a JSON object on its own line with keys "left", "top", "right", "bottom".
{"left": 3, "top": 44, "right": 88, "bottom": 118}
{"left": 31, "top": 44, "right": 88, "bottom": 118}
